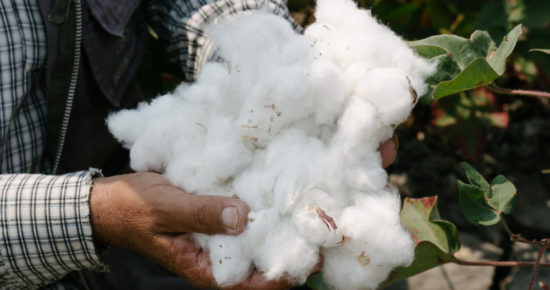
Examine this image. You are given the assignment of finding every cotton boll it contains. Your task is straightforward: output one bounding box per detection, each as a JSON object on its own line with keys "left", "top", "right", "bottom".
{"left": 232, "top": 162, "right": 277, "bottom": 210}
{"left": 354, "top": 68, "right": 415, "bottom": 127}
{"left": 236, "top": 68, "right": 315, "bottom": 148}
{"left": 263, "top": 130, "right": 328, "bottom": 210}
{"left": 322, "top": 190, "right": 414, "bottom": 290}
{"left": 346, "top": 165, "right": 388, "bottom": 192}
{"left": 291, "top": 189, "right": 345, "bottom": 247}
{"left": 333, "top": 97, "right": 382, "bottom": 153}
{"left": 108, "top": 0, "right": 435, "bottom": 287}
{"left": 106, "top": 109, "right": 144, "bottom": 149}
{"left": 266, "top": 66, "right": 313, "bottom": 120}
{"left": 244, "top": 209, "right": 281, "bottom": 248}
{"left": 314, "top": 0, "right": 371, "bottom": 29}
{"left": 389, "top": 49, "right": 437, "bottom": 97}
{"left": 182, "top": 63, "right": 244, "bottom": 114}
{"left": 207, "top": 12, "right": 307, "bottom": 73}
{"left": 309, "top": 0, "right": 435, "bottom": 97}
{"left": 322, "top": 246, "right": 379, "bottom": 290}
{"left": 347, "top": 191, "right": 415, "bottom": 267}
{"left": 342, "top": 191, "right": 414, "bottom": 264}
{"left": 307, "top": 60, "right": 348, "bottom": 125}
{"left": 128, "top": 137, "right": 166, "bottom": 172}
{"left": 107, "top": 93, "right": 179, "bottom": 149}
{"left": 193, "top": 233, "right": 210, "bottom": 250}
{"left": 208, "top": 235, "right": 252, "bottom": 286}
{"left": 322, "top": 243, "right": 401, "bottom": 290}
{"left": 253, "top": 220, "right": 319, "bottom": 282}
{"left": 117, "top": 102, "right": 194, "bottom": 172}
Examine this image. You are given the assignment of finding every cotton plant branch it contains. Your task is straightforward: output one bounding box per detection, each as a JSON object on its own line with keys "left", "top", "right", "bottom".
{"left": 449, "top": 217, "right": 549, "bottom": 290}
{"left": 528, "top": 240, "right": 549, "bottom": 290}
{"left": 487, "top": 83, "right": 550, "bottom": 98}
{"left": 450, "top": 257, "right": 550, "bottom": 268}
{"left": 498, "top": 217, "right": 549, "bottom": 247}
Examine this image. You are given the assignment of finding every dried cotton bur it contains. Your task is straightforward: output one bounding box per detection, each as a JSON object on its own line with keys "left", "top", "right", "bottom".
{"left": 107, "top": 0, "right": 435, "bottom": 289}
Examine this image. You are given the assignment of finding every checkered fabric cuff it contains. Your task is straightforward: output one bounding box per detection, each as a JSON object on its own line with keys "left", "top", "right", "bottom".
{"left": 0, "top": 169, "right": 105, "bottom": 289}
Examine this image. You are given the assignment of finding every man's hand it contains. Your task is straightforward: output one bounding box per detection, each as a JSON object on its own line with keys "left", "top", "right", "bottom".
{"left": 90, "top": 172, "right": 307, "bottom": 289}
{"left": 89, "top": 134, "right": 398, "bottom": 289}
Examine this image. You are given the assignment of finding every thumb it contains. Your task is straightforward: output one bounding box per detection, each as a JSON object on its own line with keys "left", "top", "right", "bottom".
{"left": 171, "top": 194, "right": 250, "bottom": 235}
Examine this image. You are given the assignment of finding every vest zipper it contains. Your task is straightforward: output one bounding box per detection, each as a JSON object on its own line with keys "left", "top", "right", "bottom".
{"left": 52, "top": 0, "right": 82, "bottom": 174}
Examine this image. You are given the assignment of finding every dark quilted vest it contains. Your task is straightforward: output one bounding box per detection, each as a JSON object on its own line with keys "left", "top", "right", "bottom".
{"left": 40, "top": 0, "right": 145, "bottom": 176}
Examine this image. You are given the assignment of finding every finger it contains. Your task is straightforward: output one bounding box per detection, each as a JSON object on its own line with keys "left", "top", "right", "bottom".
{"left": 228, "top": 271, "right": 297, "bottom": 290}
{"left": 379, "top": 134, "right": 398, "bottom": 168}
{"left": 167, "top": 194, "right": 250, "bottom": 235}
{"left": 155, "top": 234, "right": 219, "bottom": 289}
{"left": 311, "top": 254, "right": 324, "bottom": 273}
{"left": 227, "top": 255, "right": 324, "bottom": 290}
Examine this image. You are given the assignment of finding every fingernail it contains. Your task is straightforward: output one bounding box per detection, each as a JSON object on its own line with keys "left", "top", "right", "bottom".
{"left": 222, "top": 207, "right": 239, "bottom": 230}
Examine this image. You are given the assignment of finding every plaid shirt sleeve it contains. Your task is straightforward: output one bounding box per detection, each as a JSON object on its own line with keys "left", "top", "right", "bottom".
{"left": 146, "top": 0, "right": 302, "bottom": 82}
{"left": 1, "top": 0, "right": 299, "bottom": 289}
{"left": 0, "top": 169, "right": 105, "bottom": 289}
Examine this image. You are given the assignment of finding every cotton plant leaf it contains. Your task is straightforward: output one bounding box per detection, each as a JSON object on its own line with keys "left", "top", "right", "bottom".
{"left": 458, "top": 163, "right": 517, "bottom": 226}
{"left": 306, "top": 273, "right": 331, "bottom": 290}
{"left": 382, "top": 242, "right": 453, "bottom": 287}
{"left": 487, "top": 175, "right": 517, "bottom": 214}
{"left": 461, "top": 162, "right": 491, "bottom": 192}
{"left": 432, "top": 58, "right": 499, "bottom": 98}
{"left": 409, "top": 24, "right": 523, "bottom": 100}
{"left": 458, "top": 181, "right": 500, "bottom": 226}
{"left": 383, "top": 196, "right": 460, "bottom": 286}
{"left": 409, "top": 31, "right": 496, "bottom": 70}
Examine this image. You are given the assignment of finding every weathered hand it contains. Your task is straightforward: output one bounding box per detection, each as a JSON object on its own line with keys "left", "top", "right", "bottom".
{"left": 89, "top": 172, "right": 317, "bottom": 289}
{"left": 173, "top": 233, "right": 323, "bottom": 289}
{"left": 90, "top": 172, "right": 249, "bottom": 288}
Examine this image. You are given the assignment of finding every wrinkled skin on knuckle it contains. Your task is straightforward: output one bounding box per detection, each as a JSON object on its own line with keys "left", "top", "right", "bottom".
{"left": 193, "top": 203, "right": 213, "bottom": 233}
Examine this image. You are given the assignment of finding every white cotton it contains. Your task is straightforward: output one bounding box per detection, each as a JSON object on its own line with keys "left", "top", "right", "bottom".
{"left": 107, "top": 0, "right": 435, "bottom": 289}
{"left": 208, "top": 235, "right": 252, "bottom": 286}
{"left": 254, "top": 220, "right": 319, "bottom": 282}
{"left": 323, "top": 189, "right": 415, "bottom": 290}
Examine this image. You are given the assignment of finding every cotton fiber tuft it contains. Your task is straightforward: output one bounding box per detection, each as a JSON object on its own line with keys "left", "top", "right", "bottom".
{"left": 107, "top": 0, "right": 435, "bottom": 288}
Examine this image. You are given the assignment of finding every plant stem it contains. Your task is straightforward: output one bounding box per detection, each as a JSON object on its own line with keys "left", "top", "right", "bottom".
{"left": 488, "top": 83, "right": 550, "bottom": 98}
{"left": 528, "top": 239, "right": 549, "bottom": 290}
{"left": 451, "top": 257, "right": 550, "bottom": 268}
{"left": 499, "top": 218, "right": 544, "bottom": 246}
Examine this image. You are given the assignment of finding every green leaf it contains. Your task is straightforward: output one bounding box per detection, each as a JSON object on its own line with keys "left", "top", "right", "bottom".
{"left": 530, "top": 48, "right": 550, "bottom": 55}
{"left": 411, "top": 45, "right": 449, "bottom": 59}
{"left": 458, "top": 180, "right": 500, "bottom": 226}
{"left": 461, "top": 162, "right": 490, "bottom": 192}
{"left": 487, "top": 175, "right": 517, "bottom": 214}
{"left": 409, "top": 31, "right": 495, "bottom": 70}
{"left": 409, "top": 25, "right": 523, "bottom": 100}
{"left": 305, "top": 273, "right": 330, "bottom": 290}
{"left": 409, "top": 30, "right": 495, "bottom": 69}
{"left": 383, "top": 241, "right": 454, "bottom": 287}
{"left": 433, "top": 58, "right": 499, "bottom": 99}
{"left": 487, "top": 24, "right": 523, "bottom": 75}
{"left": 384, "top": 196, "right": 460, "bottom": 286}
